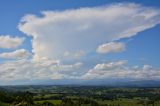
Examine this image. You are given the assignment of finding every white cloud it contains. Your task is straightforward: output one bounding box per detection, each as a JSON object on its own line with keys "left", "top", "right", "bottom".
{"left": 0, "top": 59, "right": 83, "bottom": 81}
{"left": 0, "top": 49, "right": 30, "bottom": 59}
{"left": 96, "top": 42, "right": 125, "bottom": 54}
{"left": 0, "top": 35, "right": 24, "bottom": 49}
{"left": 82, "top": 60, "right": 160, "bottom": 80}
{"left": 1, "top": 3, "right": 160, "bottom": 83}
{"left": 0, "top": 58, "right": 160, "bottom": 82}
{"left": 18, "top": 3, "right": 160, "bottom": 60}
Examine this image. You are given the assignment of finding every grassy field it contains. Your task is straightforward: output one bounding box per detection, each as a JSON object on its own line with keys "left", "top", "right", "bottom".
{"left": 34, "top": 98, "right": 160, "bottom": 106}
{"left": 0, "top": 102, "right": 10, "bottom": 106}
{"left": 35, "top": 100, "right": 62, "bottom": 105}
{"left": 99, "top": 99, "right": 143, "bottom": 106}
{"left": 1, "top": 86, "right": 160, "bottom": 106}
{"left": 98, "top": 100, "right": 160, "bottom": 106}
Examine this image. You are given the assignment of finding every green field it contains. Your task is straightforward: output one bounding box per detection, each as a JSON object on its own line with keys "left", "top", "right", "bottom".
{"left": 98, "top": 99, "right": 160, "bottom": 106}
{"left": 35, "top": 100, "right": 62, "bottom": 105}
{"left": 34, "top": 98, "right": 160, "bottom": 106}
{"left": 1, "top": 86, "right": 160, "bottom": 106}
{"left": 0, "top": 102, "right": 9, "bottom": 106}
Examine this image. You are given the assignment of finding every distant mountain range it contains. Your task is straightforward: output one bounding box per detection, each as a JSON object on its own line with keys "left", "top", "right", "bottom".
{"left": 1, "top": 79, "right": 160, "bottom": 87}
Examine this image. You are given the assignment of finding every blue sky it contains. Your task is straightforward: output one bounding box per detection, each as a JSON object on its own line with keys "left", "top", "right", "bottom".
{"left": 0, "top": 0, "right": 160, "bottom": 85}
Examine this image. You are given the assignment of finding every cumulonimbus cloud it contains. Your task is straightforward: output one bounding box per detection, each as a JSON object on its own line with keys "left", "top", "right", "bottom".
{"left": 18, "top": 3, "right": 160, "bottom": 60}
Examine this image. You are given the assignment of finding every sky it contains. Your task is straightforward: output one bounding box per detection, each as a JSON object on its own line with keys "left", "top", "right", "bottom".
{"left": 0, "top": 0, "right": 160, "bottom": 85}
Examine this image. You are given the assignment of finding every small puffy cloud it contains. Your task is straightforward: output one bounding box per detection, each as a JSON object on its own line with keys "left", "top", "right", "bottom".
{"left": 143, "top": 65, "right": 152, "bottom": 70}
{"left": 96, "top": 42, "right": 125, "bottom": 54}
{"left": 18, "top": 3, "right": 160, "bottom": 60}
{"left": 0, "top": 49, "right": 31, "bottom": 59}
{"left": 94, "top": 60, "right": 127, "bottom": 70}
{"left": 0, "top": 35, "right": 24, "bottom": 49}
{"left": 82, "top": 60, "right": 160, "bottom": 80}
